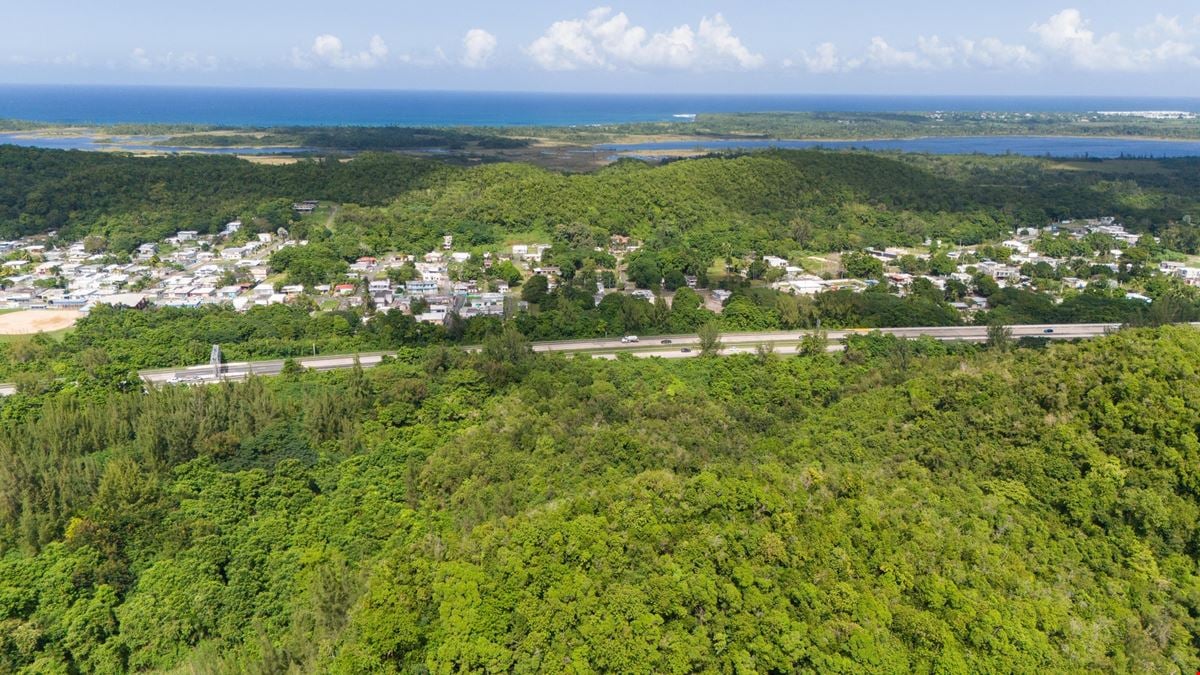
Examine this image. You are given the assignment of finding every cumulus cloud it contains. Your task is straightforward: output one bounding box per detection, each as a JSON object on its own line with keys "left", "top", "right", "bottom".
{"left": 1135, "top": 14, "right": 1187, "bottom": 43}
{"left": 798, "top": 35, "right": 1036, "bottom": 73}
{"left": 1031, "top": 9, "right": 1199, "bottom": 71}
{"left": 129, "top": 48, "right": 218, "bottom": 72}
{"left": 461, "top": 28, "right": 498, "bottom": 68}
{"left": 292, "top": 34, "right": 389, "bottom": 69}
{"left": 526, "top": 7, "right": 763, "bottom": 71}
{"left": 957, "top": 37, "right": 1040, "bottom": 69}
{"left": 698, "top": 14, "right": 764, "bottom": 69}
{"left": 792, "top": 9, "right": 1200, "bottom": 75}
{"left": 858, "top": 37, "right": 928, "bottom": 70}
{"left": 801, "top": 42, "right": 840, "bottom": 73}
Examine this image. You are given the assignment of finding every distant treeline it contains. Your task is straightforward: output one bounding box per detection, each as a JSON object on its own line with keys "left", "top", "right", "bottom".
{"left": 516, "top": 110, "right": 1200, "bottom": 142}
{"left": 0, "top": 147, "right": 451, "bottom": 245}
{"left": 153, "top": 126, "right": 531, "bottom": 151}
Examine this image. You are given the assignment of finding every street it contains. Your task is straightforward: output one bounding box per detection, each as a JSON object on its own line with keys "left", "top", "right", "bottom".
{"left": 135, "top": 322, "right": 1125, "bottom": 387}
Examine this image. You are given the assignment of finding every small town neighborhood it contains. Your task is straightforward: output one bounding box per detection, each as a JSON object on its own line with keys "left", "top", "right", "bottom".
{"left": 0, "top": 208, "right": 1196, "bottom": 326}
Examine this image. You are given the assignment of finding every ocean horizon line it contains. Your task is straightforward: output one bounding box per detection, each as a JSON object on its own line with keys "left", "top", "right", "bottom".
{"left": 3, "top": 82, "right": 1200, "bottom": 101}
{"left": 3, "top": 86, "right": 1200, "bottom": 128}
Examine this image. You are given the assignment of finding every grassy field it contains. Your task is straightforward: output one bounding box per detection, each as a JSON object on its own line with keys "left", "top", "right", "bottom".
{"left": 800, "top": 254, "right": 842, "bottom": 277}
{"left": 499, "top": 230, "right": 556, "bottom": 247}
{"left": 1047, "top": 159, "right": 1172, "bottom": 175}
{"left": 0, "top": 326, "right": 74, "bottom": 343}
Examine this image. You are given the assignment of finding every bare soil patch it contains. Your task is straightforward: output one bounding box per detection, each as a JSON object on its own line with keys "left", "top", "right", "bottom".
{"left": 0, "top": 309, "right": 82, "bottom": 335}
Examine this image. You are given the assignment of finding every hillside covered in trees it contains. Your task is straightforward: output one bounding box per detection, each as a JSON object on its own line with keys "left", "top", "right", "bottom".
{"left": 3, "top": 145, "right": 1200, "bottom": 255}
{"left": 1, "top": 326, "right": 1199, "bottom": 672}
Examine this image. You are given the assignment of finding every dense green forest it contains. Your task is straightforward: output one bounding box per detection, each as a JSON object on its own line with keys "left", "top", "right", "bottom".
{"left": 0, "top": 148, "right": 450, "bottom": 245}
{"left": 3, "top": 146, "right": 1200, "bottom": 256}
{"left": 13, "top": 110, "right": 1200, "bottom": 147}
{"left": 151, "top": 127, "right": 530, "bottom": 151}
{"left": 331, "top": 151, "right": 1200, "bottom": 261}
{"left": 5, "top": 127, "right": 1200, "bottom": 674}
{"left": 410, "top": 111, "right": 1200, "bottom": 144}
{"left": 1, "top": 326, "right": 1198, "bottom": 671}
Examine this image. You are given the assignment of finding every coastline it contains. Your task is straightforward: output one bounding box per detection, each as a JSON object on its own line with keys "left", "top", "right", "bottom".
{"left": 6, "top": 125, "right": 1200, "bottom": 164}
{"left": 5, "top": 124, "right": 1200, "bottom": 148}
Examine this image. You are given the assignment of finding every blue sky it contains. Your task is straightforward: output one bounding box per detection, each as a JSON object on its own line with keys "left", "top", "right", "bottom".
{"left": 3, "top": 1, "right": 1200, "bottom": 94}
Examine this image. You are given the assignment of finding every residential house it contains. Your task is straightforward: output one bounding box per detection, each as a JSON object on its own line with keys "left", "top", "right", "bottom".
{"left": 462, "top": 293, "right": 506, "bottom": 318}
{"left": 405, "top": 280, "right": 439, "bottom": 295}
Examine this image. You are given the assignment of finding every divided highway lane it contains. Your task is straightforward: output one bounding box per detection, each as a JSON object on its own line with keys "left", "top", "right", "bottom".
{"left": 527, "top": 323, "right": 1123, "bottom": 354}
{"left": 140, "top": 353, "right": 390, "bottom": 385}
{"left": 136, "top": 322, "right": 1125, "bottom": 387}
{"left": 0, "top": 322, "right": 1156, "bottom": 394}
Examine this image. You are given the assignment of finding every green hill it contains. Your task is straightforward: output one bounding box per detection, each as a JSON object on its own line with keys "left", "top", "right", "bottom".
{"left": 1, "top": 327, "right": 1198, "bottom": 672}
{"left": 3, "top": 146, "right": 1200, "bottom": 255}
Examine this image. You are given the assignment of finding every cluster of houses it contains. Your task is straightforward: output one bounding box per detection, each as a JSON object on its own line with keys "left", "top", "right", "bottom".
{"left": 2, "top": 213, "right": 1195, "bottom": 325}
{"left": 766, "top": 218, "right": 1197, "bottom": 314}
{"left": 0, "top": 225, "right": 568, "bottom": 325}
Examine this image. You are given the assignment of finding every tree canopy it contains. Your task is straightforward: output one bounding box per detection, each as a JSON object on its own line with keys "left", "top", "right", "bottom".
{"left": 1, "top": 326, "right": 1199, "bottom": 671}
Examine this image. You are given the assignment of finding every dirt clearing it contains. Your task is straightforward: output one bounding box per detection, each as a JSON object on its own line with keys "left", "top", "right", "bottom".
{"left": 0, "top": 309, "right": 82, "bottom": 335}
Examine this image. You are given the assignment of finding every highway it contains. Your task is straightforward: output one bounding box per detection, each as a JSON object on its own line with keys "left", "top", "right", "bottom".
{"left": 523, "top": 323, "right": 1122, "bottom": 354}
{"left": 140, "top": 353, "right": 391, "bottom": 386}
{"left": 132, "top": 322, "right": 1124, "bottom": 388}
{"left": 0, "top": 322, "right": 1143, "bottom": 394}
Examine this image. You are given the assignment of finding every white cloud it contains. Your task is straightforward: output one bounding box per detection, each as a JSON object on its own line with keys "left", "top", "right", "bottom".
{"left": 858, "top": 37, "right": 927, "bottom": 70}
{"left": 1031, "top": 9, "right": 1199, "bottom": 71}
{"left": 129, "top": 48, "right": 217, "bottom": 72}
{"left": 698, "top": 14, "right": 765, "bottom": 69}
{"left": 1135, "top": 14, "right": 1186, "bottom": 43}
{"left": 461, "top": 29, "right": 498, "bottom": 69}
{"left": 958, "top": 37, "right": 1040, "bottom": 69}
{"left": 802, "top": 42, "right": 840, "bottom": 73}
{"left": 791, "top": 9, "right": 1200, "bottom": 76}
{"left": 799, "top": 34, "right": 1035, "bottom": 73}
{"left": 1030, "top": 9, "right": 1127, "bottom": 69}
{"left": 526, "top": 7, "right": 763, "bottom": 71}
{"left": 293, "top": 34, "right": 389, "bottom": 70}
